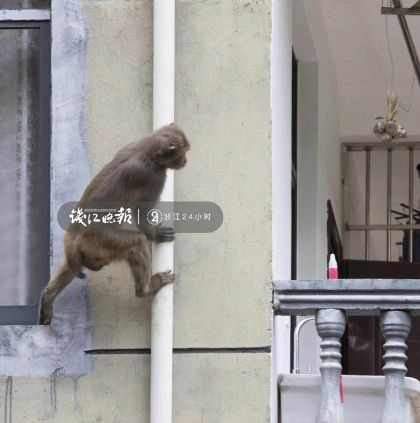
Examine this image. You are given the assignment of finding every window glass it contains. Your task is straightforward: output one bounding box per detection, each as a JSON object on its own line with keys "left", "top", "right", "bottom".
{"left": 0, "top": 26, "right": 49, "bottom": 307}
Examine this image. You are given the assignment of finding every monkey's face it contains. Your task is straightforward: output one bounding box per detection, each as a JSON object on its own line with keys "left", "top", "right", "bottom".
{"left": 155, "top": 124, "right": 190, "bottom": 170}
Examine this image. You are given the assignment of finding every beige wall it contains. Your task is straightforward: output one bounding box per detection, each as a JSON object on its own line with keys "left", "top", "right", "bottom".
{"left": 6, "top": 1, "right": 273, "bottom": 422}
{"left": 5, "top": 354, "right": 269, "bottom": 422}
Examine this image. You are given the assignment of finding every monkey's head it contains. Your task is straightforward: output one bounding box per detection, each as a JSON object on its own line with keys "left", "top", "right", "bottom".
{"left": 152, "top": 123, "right": 190, "bottom": 170}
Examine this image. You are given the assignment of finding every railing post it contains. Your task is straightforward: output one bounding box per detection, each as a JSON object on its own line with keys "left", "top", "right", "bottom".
{"left": 316, "top": 309, "right": 346, "bottom": 423}
{"left": 381, "top": 310, "right": 411, "bottom": 423}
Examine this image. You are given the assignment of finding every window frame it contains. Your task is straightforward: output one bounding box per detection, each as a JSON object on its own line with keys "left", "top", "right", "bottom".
{"left": 0, "top": 20, "right": 51, "bottom": 324}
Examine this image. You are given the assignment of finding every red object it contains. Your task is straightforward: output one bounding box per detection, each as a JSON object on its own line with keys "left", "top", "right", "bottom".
{"left": 328, "top": 267, "right": 338, "bottom": 279}
{"left": 328, "top": 254, "right": 339, "bottom": 279}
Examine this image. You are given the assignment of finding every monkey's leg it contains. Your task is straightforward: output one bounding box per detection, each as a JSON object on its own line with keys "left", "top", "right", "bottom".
{"left": 39, "top": 262, "right": 77, "bottom": 325}
{"left": 127, "top": 244, "right": 175, "bottom": 297}
{"left": 99, "top": 226, "right": 151, "bottom": 251}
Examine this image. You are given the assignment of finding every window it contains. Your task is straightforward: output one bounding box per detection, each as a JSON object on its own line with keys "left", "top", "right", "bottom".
{"left": 0, "top": 19, "right": 50, "bottom": 324}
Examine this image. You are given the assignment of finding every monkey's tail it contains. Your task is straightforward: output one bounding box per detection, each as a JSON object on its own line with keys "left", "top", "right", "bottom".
{"left": 38, "top": 261, "right": 79, "bottom": 325}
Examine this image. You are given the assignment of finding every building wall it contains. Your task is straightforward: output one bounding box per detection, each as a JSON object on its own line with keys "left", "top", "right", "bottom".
{"left": 294, "top": 0, "right": 340, "bottom": 279}
{"left": 292, "top": 0, "right": 340, "bottom": 375}
{"left": 2, "top": 1, "right": 273, "bottom": 422}
{"left": 314, "top": 0, "right": 420, "bottom": 264}
{"left": 320, "top": 0, "right": 420, "bottom": 138}
{"left": 300, "top": 1, "right": 420, "bottom": 263}
{"left": 295, "top": 0, "right": 420, "bottom": 268}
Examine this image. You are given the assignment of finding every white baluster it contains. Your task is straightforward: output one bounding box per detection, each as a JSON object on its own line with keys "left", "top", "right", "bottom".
{"left": 316, "top": 309, "right": 346, "bottom": 423}
{"left": 381, "top": 310, "right": 411, "bottom": 423}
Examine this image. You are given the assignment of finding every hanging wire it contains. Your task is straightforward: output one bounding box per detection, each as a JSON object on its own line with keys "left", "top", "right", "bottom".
{"left": 384, "top": 1, "right": 418, "bottom": 115}
{"left": 385, "top": 13, "right": 396, "bottom": 91}
{"left": 399, "top": 74, "right": 416, "bottom": 112}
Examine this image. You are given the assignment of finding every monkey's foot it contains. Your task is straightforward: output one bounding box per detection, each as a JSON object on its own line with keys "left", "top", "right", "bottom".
{"left": 156, "top": 226, "right": 175, "bottom": 243}
{"left": 151, "top": 270, "right": 175, "bottom": 291}
{"left": 136, "top": 271, "right": 175, "bottom": 297}
{"left": 39, "top": 305, "right": 52, "bottom": 325}
{"left": 38, "top": 291, "right": 53, "bottom": 325}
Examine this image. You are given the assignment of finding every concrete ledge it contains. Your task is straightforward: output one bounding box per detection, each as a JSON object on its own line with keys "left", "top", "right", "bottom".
{"left": 0, "top": 10, "right": 51, "bottom": 21}
{"left": 0, "top": 279, "right": 92, "bottom": 377}
{"left": 273, "top": 279, "right": 420, "bottom": 316}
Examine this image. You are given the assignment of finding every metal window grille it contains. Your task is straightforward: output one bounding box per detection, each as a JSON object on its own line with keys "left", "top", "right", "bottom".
{"left": 343, "top": 141, "right": 420, "bottom": 263}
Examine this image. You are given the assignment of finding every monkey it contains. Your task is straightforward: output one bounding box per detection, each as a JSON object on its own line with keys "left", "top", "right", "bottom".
{"left": 39, "top": 123, "right": 190, "bottom": 325}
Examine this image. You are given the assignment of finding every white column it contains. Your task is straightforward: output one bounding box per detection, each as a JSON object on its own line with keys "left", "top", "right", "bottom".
{"left": 271, "top": 1, "right": 292, "bottom": 422}
{"left": 150, "top": 2, "right": 175, "bottom": 423}
{"left": 381, "top": 310, "right": 411, "bottom": 423}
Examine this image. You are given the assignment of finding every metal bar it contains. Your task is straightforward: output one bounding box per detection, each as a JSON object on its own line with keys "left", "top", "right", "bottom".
{"left": 39, "top": 21, "right": 51, "bottom": 285}
{"left": 348, "top": 224, "right": 420, "bottom": 231}
{"left": 0, "top": 21, "right": 47, "bottom": 29}
{"left": 392, "top": 210, "right": 409, "bottom": 219}
{"left": 400, "top": 202, "right": 420, "bottom": 216}
{"left": 0, "top": 10, "right": 50, "bottom": 21}
{"left": 409, "top": 148, "right": 414, "bottom": 262}
{"left": 382, "top": 7, "right": 420, "bottom": 15}
{"left": 343, "top": 141, "right": 420, "bottom": 152}
{"left": 277, "top": 294, "right": 420, "bottom": 304}
{"left": 341, "top": 144, "right": 348, "bottom": 251}
{"left": 365, "top": 149, "right": 371, "bottom": 260}
{"left": 392, "top": 0, "right": 420, "bottom": 87}
{"left": 387, "top": 149, "right": 392, "bottom": 261}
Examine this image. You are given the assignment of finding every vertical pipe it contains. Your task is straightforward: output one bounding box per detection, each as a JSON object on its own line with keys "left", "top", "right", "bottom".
{"left": 409, "top": 148, "right": 414, "bottom": 263}
{"left": 341, "top": 145, "right": 348, "bottom": 252}
{"left": 271, "top": 0, "right": 292, "bottom": 422}
{"left": 150, "top": 2, "right": 175, "bottom": 423}
{"left": 365, "top": 149, "right": 371, "bottom": 260}
{"left": 387, "top": 149, "right": 392, "bottom": 261}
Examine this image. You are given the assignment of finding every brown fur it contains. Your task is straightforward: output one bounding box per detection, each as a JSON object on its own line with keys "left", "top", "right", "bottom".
{"left": 39, "top": 123, "right": 190, "bottom": 325}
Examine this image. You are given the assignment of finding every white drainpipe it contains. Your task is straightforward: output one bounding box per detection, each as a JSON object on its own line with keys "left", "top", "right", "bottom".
{"left": 150, "top": 1, "right": 175, "bottom": 423}
{"left": 271, "top": 0, "right": 292, "bottom": 422}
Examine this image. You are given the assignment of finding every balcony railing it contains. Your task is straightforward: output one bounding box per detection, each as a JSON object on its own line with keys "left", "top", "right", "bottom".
{"left": 273, "top": 279, "right": 420, "bottom": 423}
